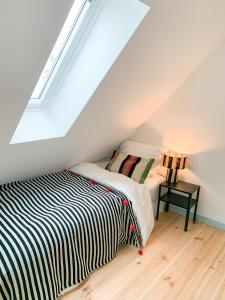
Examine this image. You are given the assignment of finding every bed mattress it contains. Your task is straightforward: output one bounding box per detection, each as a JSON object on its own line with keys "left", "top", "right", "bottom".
{"left": 144, "top": 175, "right": 165, "bottom": 202}
{"left": 0, "top": 170, "right": 141, "bottom": 300}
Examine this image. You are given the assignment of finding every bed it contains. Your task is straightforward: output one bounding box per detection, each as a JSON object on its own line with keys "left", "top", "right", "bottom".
{"left": 0, "top": 140, "right": 166, "bottom": 300}
{"left": 0, "top": 163, "right": 154, "bottom": 300}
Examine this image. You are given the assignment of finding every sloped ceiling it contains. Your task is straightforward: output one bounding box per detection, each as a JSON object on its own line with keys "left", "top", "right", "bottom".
{"left": 1, "top": 0, "right": 225, "bottom": 184}
{"left": 132, "top": 38, "right": 225, "bottom": 224}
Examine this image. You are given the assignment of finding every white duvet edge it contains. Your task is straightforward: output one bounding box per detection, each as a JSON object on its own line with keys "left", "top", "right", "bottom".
{"left": 70, "top": 162, "right": 155, "bottom": 247}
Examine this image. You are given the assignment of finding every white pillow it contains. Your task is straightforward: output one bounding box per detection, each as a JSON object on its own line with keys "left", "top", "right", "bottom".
{"left": 119, "top": 140, "right": 168, "bottom": 177}
{"left": 119, "top": 140, "right": 165, "bottom": 161}
{"left": 96, "top": 159, "right": 110, "bottom": 169}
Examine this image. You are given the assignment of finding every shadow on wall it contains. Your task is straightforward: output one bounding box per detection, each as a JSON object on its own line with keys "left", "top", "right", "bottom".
{"left": 132, "top": 122, "right": 214, "bottom": 156}
{"left": 132, "top": 123, "right": 164, "bottom": 147}
{"left": 187, "top": 146, "right": 225, "bottom": 187}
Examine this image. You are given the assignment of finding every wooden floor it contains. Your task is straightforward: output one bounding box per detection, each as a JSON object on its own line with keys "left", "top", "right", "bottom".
{"left": 60, "top": 212, "right": 225, "bottom": 300}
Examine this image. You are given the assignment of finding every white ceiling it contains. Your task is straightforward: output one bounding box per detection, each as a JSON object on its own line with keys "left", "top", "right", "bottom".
{"left": 1, "top": 0, "right": 225, "bottom": 184}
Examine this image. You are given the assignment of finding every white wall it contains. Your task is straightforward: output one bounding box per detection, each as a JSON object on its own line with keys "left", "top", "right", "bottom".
{"left": 132, "top": 39, "right": 225, "bottom": 224}
{"left": 1, "top": 0, "right": 225, "bottom": 185}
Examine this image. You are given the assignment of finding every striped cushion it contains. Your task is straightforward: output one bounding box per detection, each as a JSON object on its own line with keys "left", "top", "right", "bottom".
{"left": 106, "top": 151, "right": 155, "bottom": 183}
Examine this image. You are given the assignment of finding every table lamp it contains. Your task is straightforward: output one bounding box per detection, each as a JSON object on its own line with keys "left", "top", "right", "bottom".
{"left": 162, "top": 152, "right": 187, "bottom": 184}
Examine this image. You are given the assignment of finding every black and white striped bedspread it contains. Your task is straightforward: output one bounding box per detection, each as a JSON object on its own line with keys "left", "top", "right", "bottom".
{"left": 0, "top": 170, "right": 140, "bottom": 300}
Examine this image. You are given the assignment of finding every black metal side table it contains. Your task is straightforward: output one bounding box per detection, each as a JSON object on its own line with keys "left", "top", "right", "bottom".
{"left": 156, "top": 181, "right": 201, "bottom": 231}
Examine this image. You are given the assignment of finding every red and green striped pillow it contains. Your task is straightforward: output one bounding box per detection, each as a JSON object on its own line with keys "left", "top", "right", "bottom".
{"left": 106, "top": 151, "right": 155, "bottom": 184}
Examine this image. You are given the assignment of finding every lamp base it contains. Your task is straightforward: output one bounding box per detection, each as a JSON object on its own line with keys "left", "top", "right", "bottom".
{"left": 166, "top": 169, "right": 178, "bottom": 184}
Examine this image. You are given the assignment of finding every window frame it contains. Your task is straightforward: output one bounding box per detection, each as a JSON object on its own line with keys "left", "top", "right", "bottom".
{"left": 29, "top": 0, "right": 94, "bottom": 107}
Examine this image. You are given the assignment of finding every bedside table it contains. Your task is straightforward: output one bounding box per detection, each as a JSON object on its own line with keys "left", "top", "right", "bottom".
{"left": 156, "top": 181, "right": 201, "bottom": 231}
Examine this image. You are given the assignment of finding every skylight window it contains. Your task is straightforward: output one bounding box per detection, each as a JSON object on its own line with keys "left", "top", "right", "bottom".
{"left": 11, "top": 0, "right": 150, "bottom": 144}
{"left": 30, "top": 0, "right": 91, "bottom": 104}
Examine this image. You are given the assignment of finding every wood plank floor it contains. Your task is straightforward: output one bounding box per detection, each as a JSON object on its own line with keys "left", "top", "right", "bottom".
{"left": 60, "top": 212, "right": 225, "bottom": 300}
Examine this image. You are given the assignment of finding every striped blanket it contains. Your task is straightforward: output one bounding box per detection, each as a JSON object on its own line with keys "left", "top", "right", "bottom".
{"left": 0, "top": 170, "right": 140, "bottom": 300}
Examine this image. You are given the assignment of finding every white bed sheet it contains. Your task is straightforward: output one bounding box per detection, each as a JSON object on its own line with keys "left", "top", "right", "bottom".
{"left": 144, "top": 175, "right": 165, "bottom": 202}
{"left": 95, "top": 159, "right": 165, "bottom": 214}
{"left": 70, "top": 162, "right": 154, "bottom": 247}
{"left": 96, "top": 159, "right": 165, "bottom": 200}
{"left": 144, "top": 175, "right": 165, "bottom": 214}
